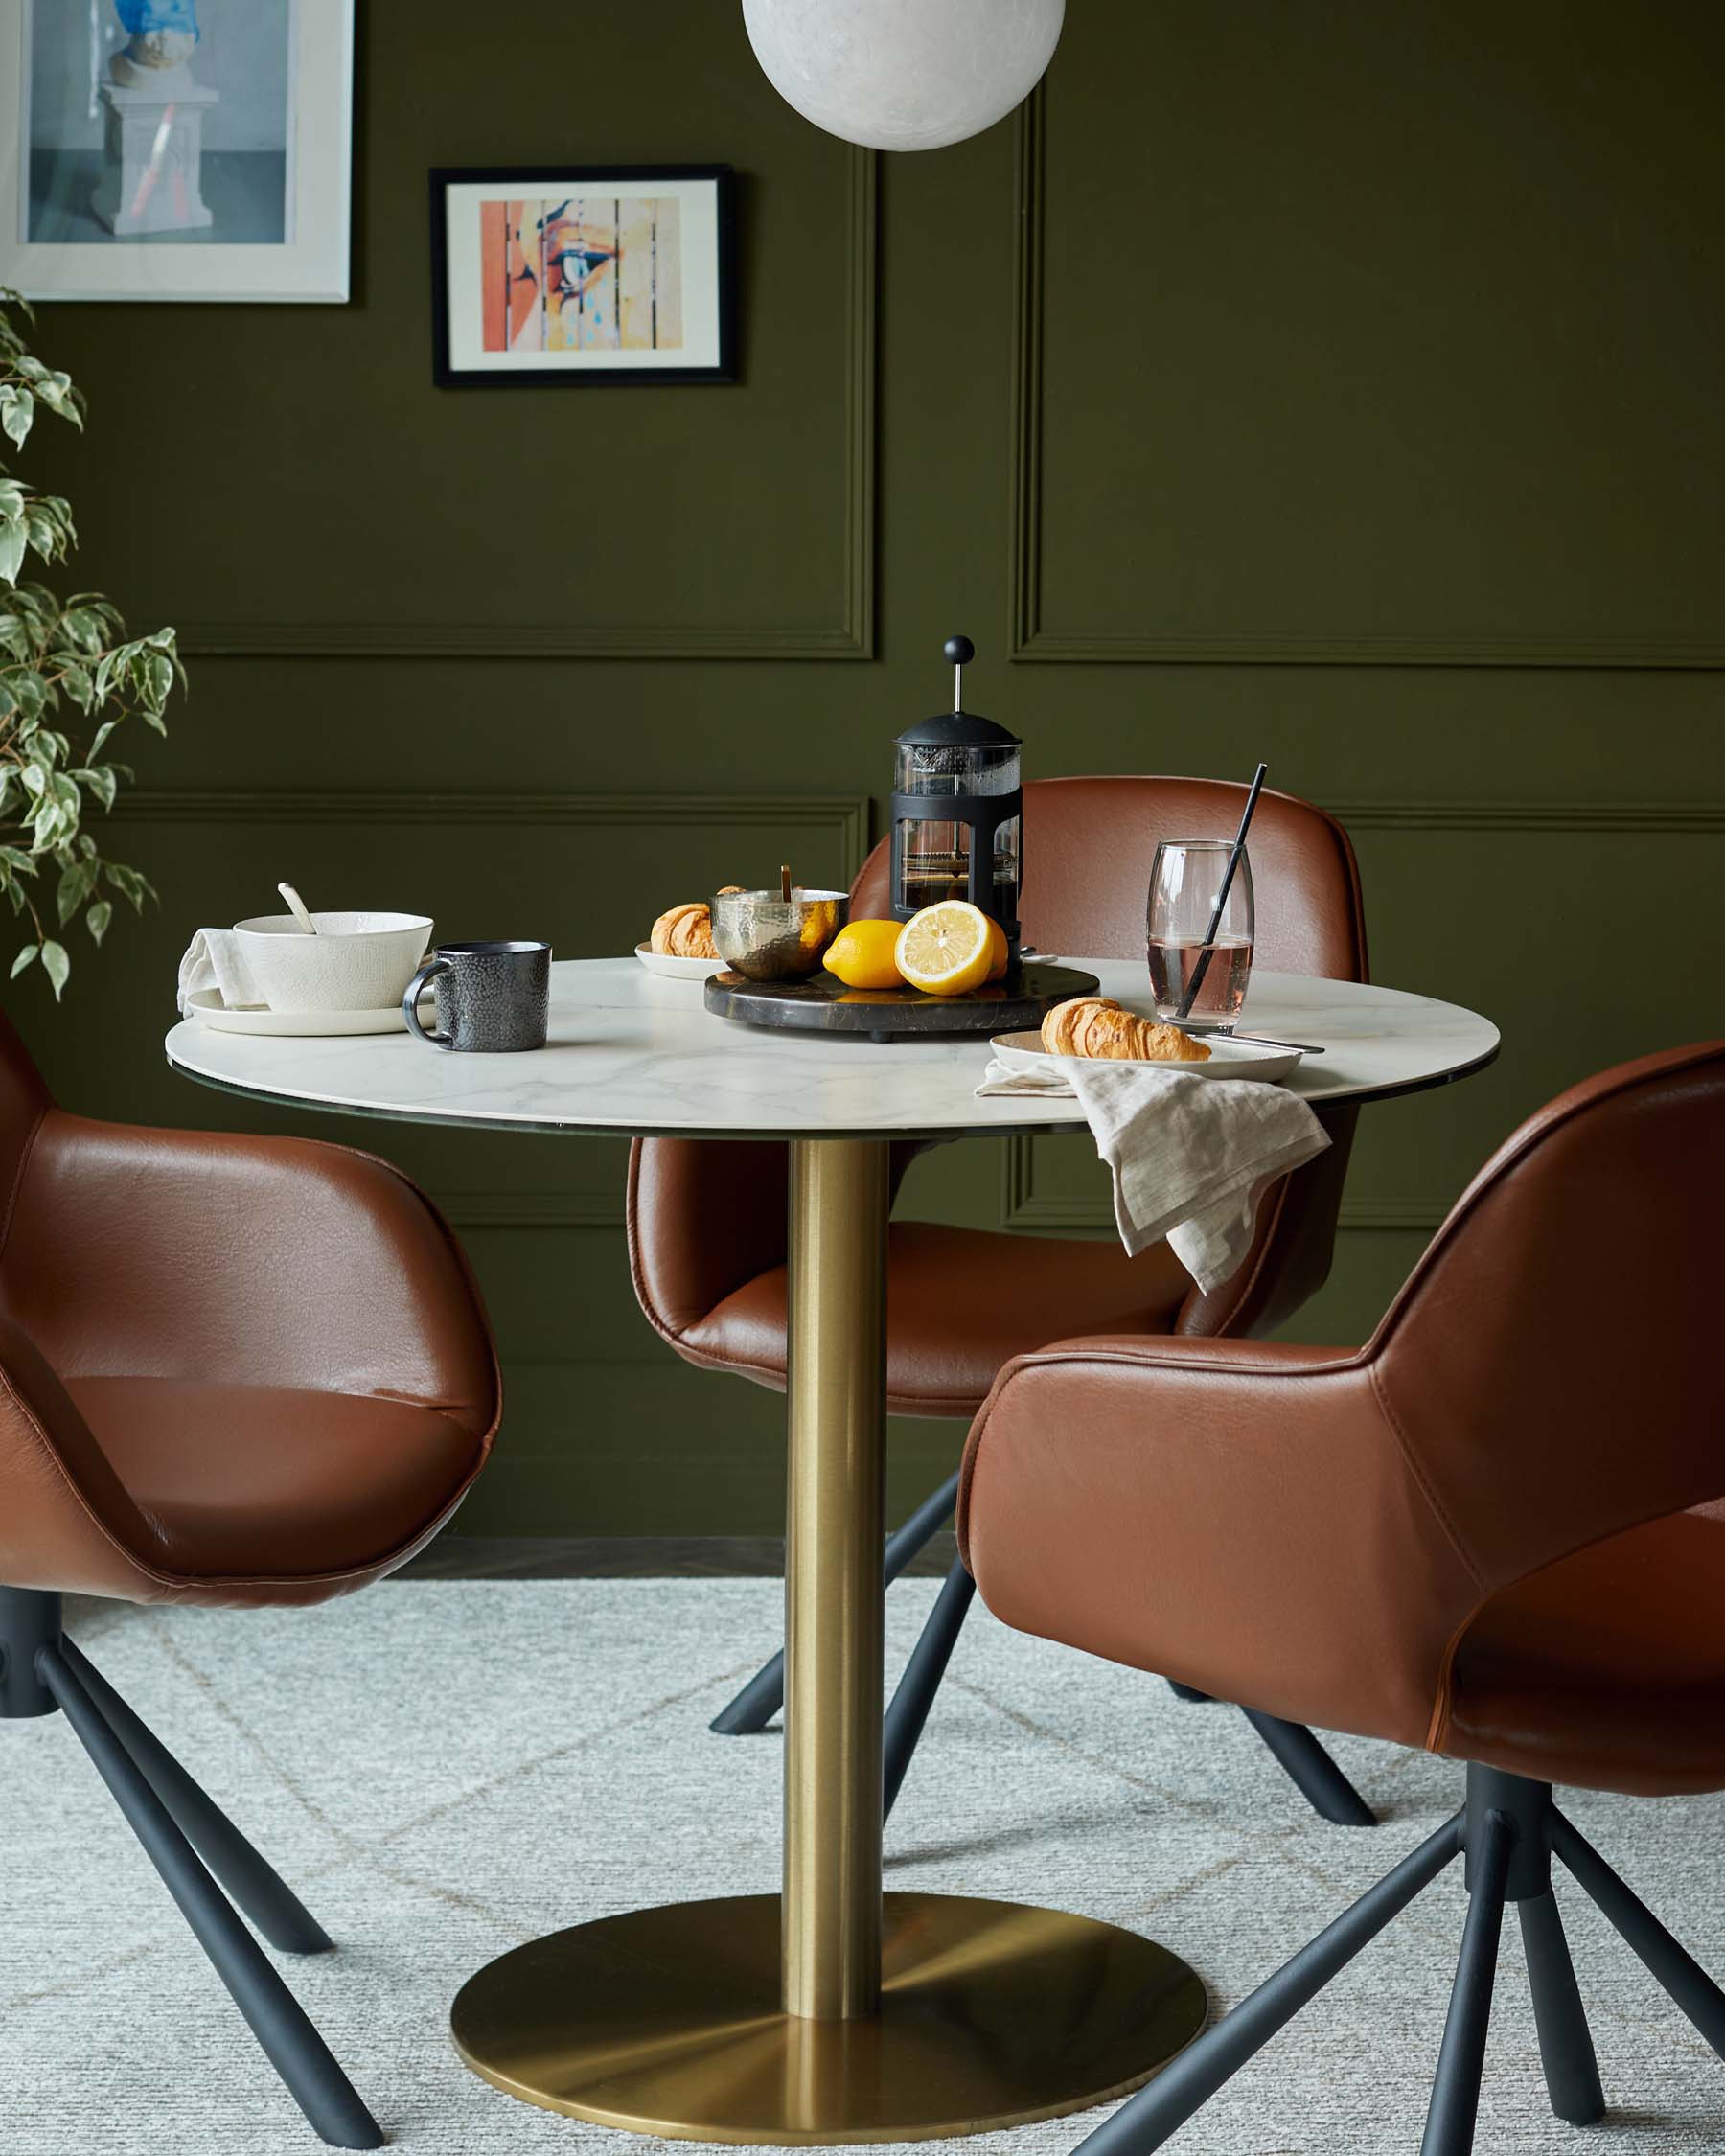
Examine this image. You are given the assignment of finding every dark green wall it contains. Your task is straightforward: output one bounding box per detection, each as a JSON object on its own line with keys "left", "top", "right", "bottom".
{"left": 19, "top": 1, "right": 1725, "bottom": 1535}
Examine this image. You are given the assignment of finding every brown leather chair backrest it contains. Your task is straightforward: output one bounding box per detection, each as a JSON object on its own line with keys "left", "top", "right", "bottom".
{"left": 1371, "top": 1040, "right": 1725, "bottom": 1595}
{"left": 632, "top": 777, "right": 1368, "bottom": 1351}
{"left": 0, "top": 1008, "right": 502, "bottom": 1603}
{"left": 851, "top": 776, "right": 1367, "bottom": 977}
{"left": 0, "top": 1006, "right": 50, "bottom": 1227}
{"left": 0, "top": 1015, "right": 163, "bottom": 1586}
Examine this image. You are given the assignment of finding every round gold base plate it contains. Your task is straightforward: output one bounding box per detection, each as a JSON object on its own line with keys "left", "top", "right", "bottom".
{"left": 450, "top": 1892, "right": 1206, "bottom": 2144}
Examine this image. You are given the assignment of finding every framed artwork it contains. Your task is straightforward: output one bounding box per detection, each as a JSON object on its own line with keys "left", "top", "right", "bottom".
{"left": 0, "top": 0, "right": 353, "bottom": 303}
{"left": 430, "top": 165, "right": 736, "bottom": 387}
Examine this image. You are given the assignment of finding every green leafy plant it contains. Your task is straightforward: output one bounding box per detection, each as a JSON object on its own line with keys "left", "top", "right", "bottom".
{"left": 0, "top": 287, "right": 181, "bottom": 999}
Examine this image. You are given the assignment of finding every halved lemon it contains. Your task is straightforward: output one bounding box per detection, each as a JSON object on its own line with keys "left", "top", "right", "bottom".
{"left": 985, "top": 915, "right": 1009, "bottom": 980}
{"left": 895, "top": 900, "right": 995, "bottom": 997}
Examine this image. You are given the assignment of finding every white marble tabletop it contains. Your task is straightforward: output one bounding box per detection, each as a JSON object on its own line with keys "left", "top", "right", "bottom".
{"left": 163, "top": 959, "right": 1499, "bottom": 1141}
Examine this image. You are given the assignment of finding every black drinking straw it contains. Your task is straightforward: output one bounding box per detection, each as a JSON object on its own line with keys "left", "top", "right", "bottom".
{"left": 1174, "top": 761, "right": 1268, "bottom": 1022}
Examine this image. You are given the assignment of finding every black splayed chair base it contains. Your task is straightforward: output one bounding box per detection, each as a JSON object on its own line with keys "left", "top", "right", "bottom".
{"left": 1, "top": 1588, "right": 381, "bottom": 2149}
{"left": 1073, "top": 1763, "right": 1725, "bottom": 2156}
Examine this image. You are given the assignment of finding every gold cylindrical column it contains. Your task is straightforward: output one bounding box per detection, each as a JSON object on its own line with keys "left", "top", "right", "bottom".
{"left": 782, "top": 1136, "right": 889, "bottom": 2022}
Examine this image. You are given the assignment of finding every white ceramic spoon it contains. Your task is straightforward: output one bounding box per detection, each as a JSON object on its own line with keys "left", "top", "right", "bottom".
{"left": 277, "top": 882, "right": 317, "bottom": 935}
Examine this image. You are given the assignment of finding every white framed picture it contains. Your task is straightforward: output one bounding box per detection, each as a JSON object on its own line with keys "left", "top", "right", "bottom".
{"left": 430, "top": 167, "right": 736, "bottom": 386}
{"left": 0, "top": 0, "right": 353, "bottom": 303}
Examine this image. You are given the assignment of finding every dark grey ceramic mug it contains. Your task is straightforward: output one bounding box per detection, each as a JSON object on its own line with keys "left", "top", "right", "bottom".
{"left": 403, "top": 940, "right": 550, "bottom": 1052}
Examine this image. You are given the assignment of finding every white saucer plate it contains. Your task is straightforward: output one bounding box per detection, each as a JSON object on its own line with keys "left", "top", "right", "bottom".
{"left": 186, "top": 990, "right": 407, "bottom": 1037}
{"left": 990, "top": 1029, "right": 1302, "bottom": 1086}
{"left": 634, "top": 944, "right": 718, "bottom": 981}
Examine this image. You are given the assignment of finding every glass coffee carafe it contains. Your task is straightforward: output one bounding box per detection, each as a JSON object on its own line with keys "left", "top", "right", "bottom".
{"left": 889, "top": 636, "right": 1023, "bottom": 953}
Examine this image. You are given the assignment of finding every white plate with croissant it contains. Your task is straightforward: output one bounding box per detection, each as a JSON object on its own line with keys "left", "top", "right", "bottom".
{"left": 995, "top": 997, "right": 1302, "bottom": 1084}
{"left": 636, "top": 891, "right": 745, "bottom": 979}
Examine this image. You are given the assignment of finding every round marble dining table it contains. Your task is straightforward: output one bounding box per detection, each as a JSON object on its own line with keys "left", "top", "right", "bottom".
{"left": 166, "top": 957, "right": 1498, "bottom": 2145}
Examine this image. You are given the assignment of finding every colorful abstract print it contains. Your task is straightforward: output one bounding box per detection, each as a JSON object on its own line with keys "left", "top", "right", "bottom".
{"left": 479, "top": 197, "right": 683, "bottom": 354}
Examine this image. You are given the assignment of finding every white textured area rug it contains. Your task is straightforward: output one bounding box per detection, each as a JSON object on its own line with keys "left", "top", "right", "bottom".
{"left": 3, "top": 1581, "right": 1724, "bottom": 2156}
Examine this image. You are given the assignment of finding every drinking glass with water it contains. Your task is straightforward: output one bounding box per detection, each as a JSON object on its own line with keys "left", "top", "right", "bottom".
{"left": 1146, "top": 839, "right": 1254, "bottom": 1032}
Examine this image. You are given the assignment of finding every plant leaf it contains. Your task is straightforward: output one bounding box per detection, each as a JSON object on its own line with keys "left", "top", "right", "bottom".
{"left": 10, "top": 943, "right": 35, "bottom": 977}
{"left": 39, "top": 938, "right": 68, "bottom": 999}
{"left": 56, "top": 605, "right": 105, "bottom": 654}
{"left": 56, "top": 858, "right": 96, "bottom": 923}
{"left": 104, "top": 860, "right": 150, "bottom": 910}
{"left": 0, "top": 386, "right": 31, "bottom": 448}
{"left": 84, "top": 898, "right": 111, "bottom": 946}
{"left": 71, "top": 765, "right": 117, "bottom": 812}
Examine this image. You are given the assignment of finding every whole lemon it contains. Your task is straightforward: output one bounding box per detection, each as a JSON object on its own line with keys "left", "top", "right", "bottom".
{"left": 823, "top": 918, "right": 906, "bottom": 990}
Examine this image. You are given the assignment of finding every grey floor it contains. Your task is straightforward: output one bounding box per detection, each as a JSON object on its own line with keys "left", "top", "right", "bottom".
{"left": 28, "top": 149, "right": 288, "bottom": 245}
{"left": 4, "top": 1579, "right": 1723, "bottom": 2155}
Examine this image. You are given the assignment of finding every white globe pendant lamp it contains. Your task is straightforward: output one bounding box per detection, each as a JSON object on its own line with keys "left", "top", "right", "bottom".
{"left": 742, "top": 0, "right": 1066, "bottom": 153}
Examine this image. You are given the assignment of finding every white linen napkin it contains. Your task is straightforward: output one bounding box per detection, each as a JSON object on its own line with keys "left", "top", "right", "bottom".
{"left": 177, "top": 928, "right": 265, "bottom": 1015}
{"left": 977, "top": 1056, "right": 1329, "bottom": 1292}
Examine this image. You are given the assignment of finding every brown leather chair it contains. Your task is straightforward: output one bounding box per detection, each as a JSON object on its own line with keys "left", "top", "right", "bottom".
{"left": 960, "top": 1042, "right": 1725, "bottom": 2156}
{"left": 0, "top": 1015, "right": 499, "bottom": 2147}
{"left": 630, "top": 776, "right": 1373, "bottom": 1823}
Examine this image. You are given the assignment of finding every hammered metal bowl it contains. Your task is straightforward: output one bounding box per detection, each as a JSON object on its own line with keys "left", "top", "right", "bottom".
{"left": 711, "top": 888, "right": 848, "bottom": 981}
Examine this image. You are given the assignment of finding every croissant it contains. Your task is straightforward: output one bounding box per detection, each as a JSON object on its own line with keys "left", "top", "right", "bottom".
{"left": 651, "top": 904, "right": 714, "bottom": 959}
{"left": 1040, "top": 997, "right": 1210, "bottom": 1064}
{"left": 650, "top": 889, "right": 745, "bottom": 960}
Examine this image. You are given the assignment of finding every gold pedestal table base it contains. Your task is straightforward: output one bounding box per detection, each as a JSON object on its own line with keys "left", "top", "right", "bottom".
{"left": 453, "top": 1139, "right": 1205, "bottom": 2140}
{"left": 451, "top": 1891, "right": 1205, "bottom": 2144}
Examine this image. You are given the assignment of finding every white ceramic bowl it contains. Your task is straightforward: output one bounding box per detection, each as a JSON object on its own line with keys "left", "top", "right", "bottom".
{"left": 233, "top": 910, "right": 433, "bottom": 1014}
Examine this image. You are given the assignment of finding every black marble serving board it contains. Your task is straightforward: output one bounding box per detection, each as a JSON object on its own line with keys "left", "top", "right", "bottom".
{"left": 704, "top": 962, "right": 1101, "bottom": 1044}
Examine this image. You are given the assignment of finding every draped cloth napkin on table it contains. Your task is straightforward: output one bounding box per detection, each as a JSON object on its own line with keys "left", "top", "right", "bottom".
{"left": 977, "top": 1056, "right": 1329, "bottom": 1292}
{"left": 177, "top": 929, "right": 265, "bottom": 1015}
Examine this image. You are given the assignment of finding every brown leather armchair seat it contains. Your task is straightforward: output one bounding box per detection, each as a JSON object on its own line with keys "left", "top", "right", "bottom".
{"left": 0, "top": 1016, "right": 499, "bottom": 2146}
{"left": 960, "top": 1042, "right": 1725, "bottom": 2156}
{"left": 631, "top": 776, "right": 1375, "bottom": 1823}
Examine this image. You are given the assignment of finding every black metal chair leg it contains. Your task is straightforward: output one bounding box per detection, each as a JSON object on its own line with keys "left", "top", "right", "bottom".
{"left": 0, "top": 1585, "right": 62, "bottom": 1716}
{"left": 710, "top": 1467, "right": 962, "bottom": 1735}
{"left": 706, "top": 1646, "right": 788, "bottom": 1739}
{"left": 1552, "top": 1810, "right": 1725, "bottom": 2059}
{"left": 36, "top": 1643, "right": 382, "bottom": 2149}
{"left": 1072, "top": 1813, "right": 1465, "bottom": 2156}
{"left": 1519, "top": 1889, "right": 1605, "bottom": 2124}
{"left": 883, "top": 1559, "right": 977, "bottom": 1822}
{"left": 1419, "top": 1807, "right": 1510, "bottom": 2156}
{"left": 61, "top": 1638, "right": 334, "bottom": 1956}
{"left": 1239, "top": 1707, "right": 1377, "bottom": 1826}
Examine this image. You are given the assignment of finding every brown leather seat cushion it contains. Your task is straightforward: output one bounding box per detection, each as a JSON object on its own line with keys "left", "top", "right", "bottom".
{"left": 681, "top": 1223, "right": 1191, "bottom": 1417}
{"left": 1446, "top": 1508, "right": 1725, "bottom": 1797}
{"left": 67, "top": 1377, "right": 486, "bottom": 1581}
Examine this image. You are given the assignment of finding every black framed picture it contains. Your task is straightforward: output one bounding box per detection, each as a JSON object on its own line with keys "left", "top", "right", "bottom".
{"left": 429, "top": 164, "right": 735, "bottom": 387}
